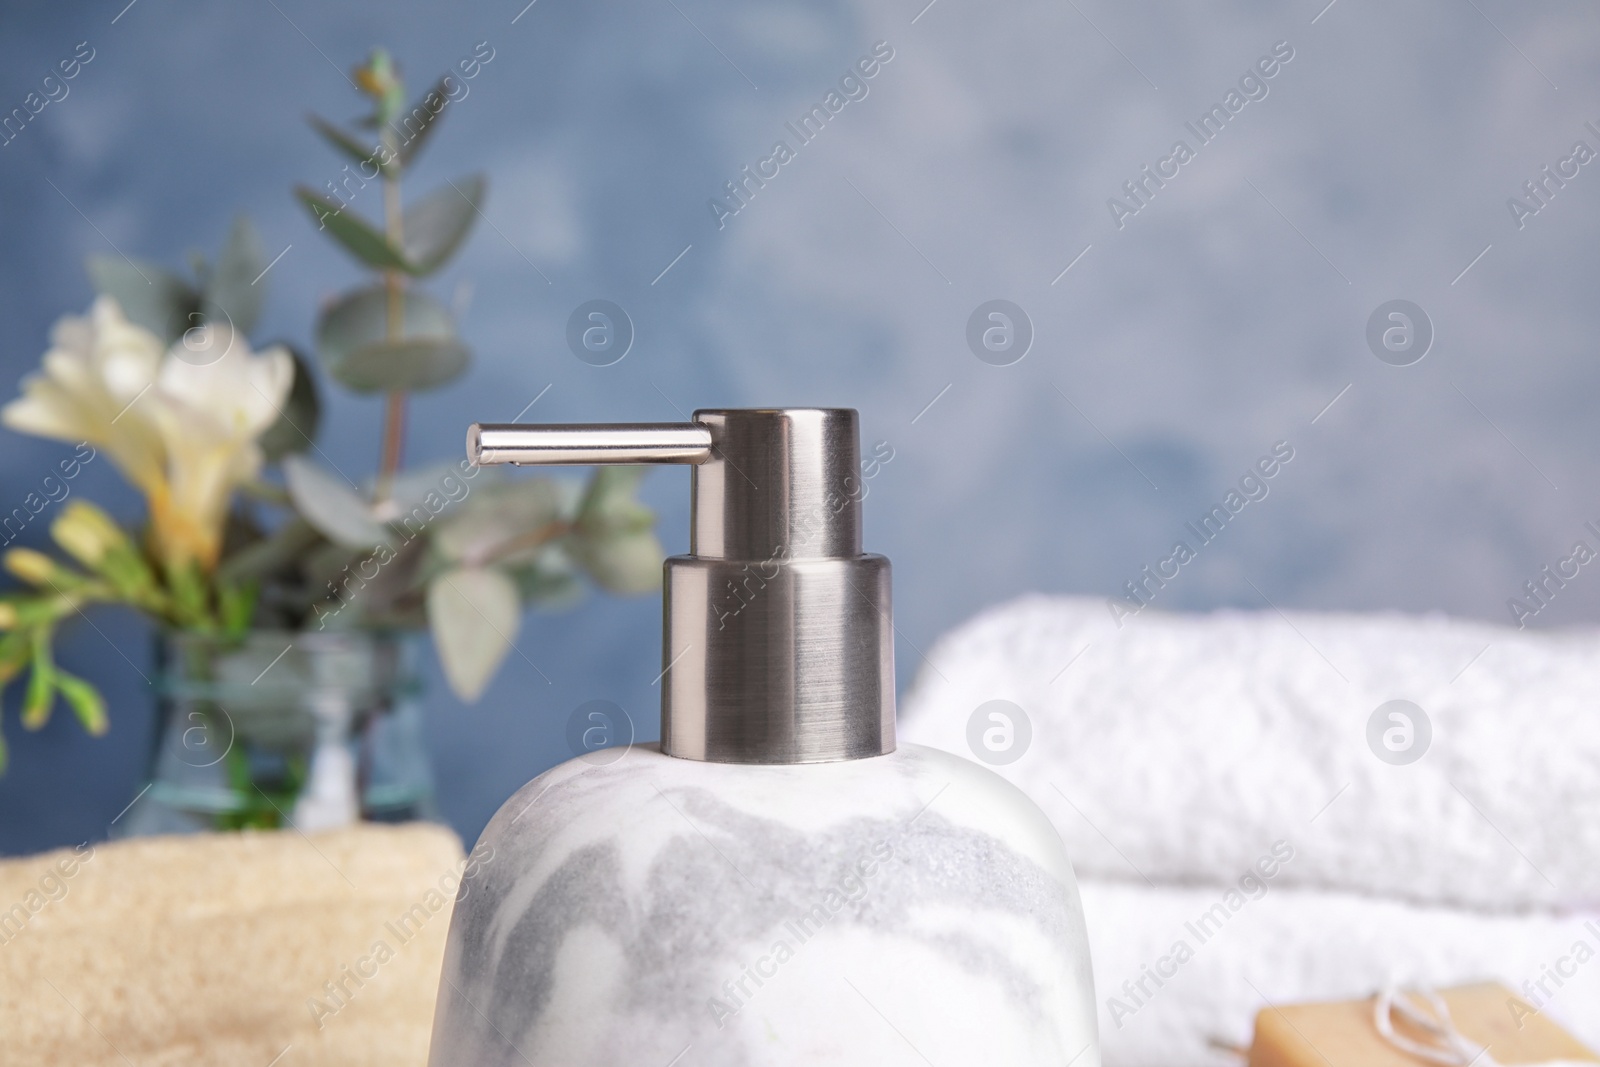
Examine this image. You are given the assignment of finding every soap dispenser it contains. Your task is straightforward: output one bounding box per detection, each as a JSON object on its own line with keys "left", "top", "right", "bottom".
{"left": 428, "top": 409, "right": 1099, "bottom": 1067}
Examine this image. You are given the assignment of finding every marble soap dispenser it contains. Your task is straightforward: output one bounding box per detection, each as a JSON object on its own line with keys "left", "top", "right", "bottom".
{"left": 428, "top": 409, "right": 1100, "bottom": 1067}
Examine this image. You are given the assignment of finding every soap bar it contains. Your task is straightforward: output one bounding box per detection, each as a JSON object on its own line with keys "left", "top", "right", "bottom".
{"left": 1249, "top": 982, "right": 1598, "bottom": 1067}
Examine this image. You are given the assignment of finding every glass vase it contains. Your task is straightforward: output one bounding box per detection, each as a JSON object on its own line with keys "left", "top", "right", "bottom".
{"left": 118, "top": 629, "right": 437, "bottom": 836}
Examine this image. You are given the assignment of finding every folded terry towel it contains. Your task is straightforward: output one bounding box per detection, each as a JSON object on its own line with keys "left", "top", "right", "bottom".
{"left": 1079, "top": 877, "right": 1600, "bottom": 1066}
{"left": 900, "top": 595, "right": 1600, "bottom": 912}
{"left": 0, "top": 824, "right": 467, "bottom": 1067}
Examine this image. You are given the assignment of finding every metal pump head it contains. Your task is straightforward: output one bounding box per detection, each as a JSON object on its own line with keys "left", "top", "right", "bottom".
{"left": 467, "top": 408, "right": 895, "bottom": 764}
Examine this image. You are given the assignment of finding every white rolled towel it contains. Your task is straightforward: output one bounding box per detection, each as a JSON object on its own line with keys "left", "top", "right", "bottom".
{"left": 1079, "top": 876, "right": 1600, "bottom": 1066}
{"left": 899, "top": 595, "right": 1600, "bottom": 912}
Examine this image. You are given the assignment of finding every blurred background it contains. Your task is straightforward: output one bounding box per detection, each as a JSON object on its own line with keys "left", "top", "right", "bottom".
{"left": 1, "top": 0, "right": 1595, "bottom": 854}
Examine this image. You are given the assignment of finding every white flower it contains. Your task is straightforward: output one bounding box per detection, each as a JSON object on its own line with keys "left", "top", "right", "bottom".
{"left": 2, "top": 297, "right": 294, "bottom": 572}
{"left": 2, "top": 296, "right": 167, "bottom": 496}
{"left": 144, "top": 322, "right": 294, "bottom": 570}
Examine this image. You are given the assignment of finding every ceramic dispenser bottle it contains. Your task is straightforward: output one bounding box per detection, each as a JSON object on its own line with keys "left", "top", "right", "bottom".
{"left": 428, "top": 408, "right": 1100, "bottom": 1067}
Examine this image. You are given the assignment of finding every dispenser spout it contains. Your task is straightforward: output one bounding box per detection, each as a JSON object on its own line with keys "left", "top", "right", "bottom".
{"left": 463, "top": 408, "right": 895, "bottom": 765}
{"left": 468, "top": 423, "right": 713, "bottom": 467}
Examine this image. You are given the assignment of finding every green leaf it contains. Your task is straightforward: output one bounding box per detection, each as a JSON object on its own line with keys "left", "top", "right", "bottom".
{"left": 401, "top": 174, "right": 485, "bottom": 276}
{"left": 21, "top": 628, "right": 55, "bottom": 730}
{"left": 334, "top": 337, "right": 469, "bottom": 393}
{"left": 434, "top": 479, "right": 567, "bottom": 566}
{"left": 394, "top": 77, "right": 451, "bottom": 167}
{"left": 569, "top": 468, "right": 663, "bottom": 594}
{"left": 381, "top": 462, "right": 466, "bottom": 517}
{"left": 307, "top": 112, "right": 394, "bottom": 178}
{"left": 0, "top": 630, "right": 30, "bottom": 686}
{"left": 2, "top": 594, "right": 75, "bottom": 629}
{"left": 283, "top": 455, "right": 389, "bottom": 548}
{"left": 427, "top": 566, "right": 520, "bottom": 702}
{"left": 0, "top": 629, "right": 29, "bottom": 767}
{"left": 509, "top": 558, "right": 584, "bottom": 609}
{"left": 569, "top": 528, "right": 664, "bottom": 594}
{"left": 362, "top": 538, "right": 429, "bottom": 613}
{"left": 202, "top": 215, "right": 267, "bottom": 336}
{"left": 258, "top": 346, "right": 322, "bottom": 461}
{"left": 372, "top": 462, "right": 473, "bottom": 541}
{"left": 303, "top": 541, "right": 371, "bottom": 627}
{"left": 217, "top": 517, "right": 323, "bottom": 583}
{"left": 97, "top": 545, "right": 163, "bottom": 610}
{"left": 166, "top": 559, "right": 210, "bottom": 629}
{"left": 53, "top": 670, "right": 108, "bottom": 736}
{"left": 315, "top": 284, "right": 467, "bottom": 393}
{"left": 86, "top": 255, "right": 201, "bottom": 346}
{"left": 293, "top": 187, "right": 411, "bottom": 271}
{"left": 575, "top": 466, "right": 655, "bottom": 535}
{"left": 216, "top": 580, "right": 259, "bottom": 637}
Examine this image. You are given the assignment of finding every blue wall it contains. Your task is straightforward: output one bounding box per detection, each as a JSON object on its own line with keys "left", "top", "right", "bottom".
{"left": 3, "top": 0, "right": 1597, "bottom": 853}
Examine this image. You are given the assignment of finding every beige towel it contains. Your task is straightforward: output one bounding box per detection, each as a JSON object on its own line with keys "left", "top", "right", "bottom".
{"left": 0, "top": 823, "right": 470, "bottom": 1067}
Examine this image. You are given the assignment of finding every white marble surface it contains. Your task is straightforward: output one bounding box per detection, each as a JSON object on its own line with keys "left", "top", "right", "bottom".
{"left": 428, "top": 743, "right": 1100, "bottom": 1066}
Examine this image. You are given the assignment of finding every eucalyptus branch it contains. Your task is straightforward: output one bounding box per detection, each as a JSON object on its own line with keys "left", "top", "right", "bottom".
{"left": 375, "top": 120, "right": 408, "bottom": 504}
{"left": 473, "top": 519, "right": 573, "bottom": 568}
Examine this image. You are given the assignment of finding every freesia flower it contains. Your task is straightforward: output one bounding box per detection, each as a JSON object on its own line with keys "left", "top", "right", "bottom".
{"left": 2, "top": 297, "right": 293, "bottom": 572}
{"left": 2, "top": 296, "right": 166, "bottom": 499}
{"left": 144, "top": 321, "right": 294, "bottom": 570}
